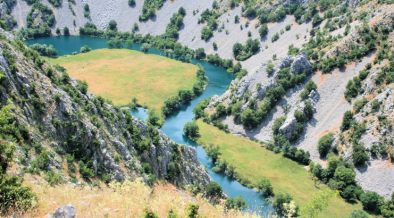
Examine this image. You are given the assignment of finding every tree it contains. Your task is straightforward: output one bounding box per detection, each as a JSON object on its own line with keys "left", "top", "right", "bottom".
{"left": 259, "top": 24, "right": 268, "bottom": 38}
{"left": 187, "top": 204, "right": 199, "bottom": 218}
{"left": 225, "top": 196, "right": 247, "bottom": 210}
{"left": 273, "top": 193, "right": 293, "bottom": 217}
{"left": 63, "top": 26, "right": 70, "bottom": 36}
{"left": 183, "top": 121, "right": 200, "bottom": 140}
{"left": 108, "top": 20, "right": 118, "bottom": 31}
{"left": 241, "top": 109, "right": 258, "bottom": 129}
{"left": 340, "top": 111, "right": 353, "bottom": 131}
{"left": 206, "top": 182, "right": 223, "bottom": 198}
{"left": 318, "top": 133, "right": 334, "bottom": 158}
{"left": 334, "top": 166, "right": 356, "bottom": 190}
{"left": 360, "top": 191, "right": 384, "bottom": 213}
{"left": 128, "top": 0, "right": 135, "bottom": 7}
{"left": 143, "top": 209, "right": 158, "bottom": 218}
{"left": 257, "top": 177, "right": 274, "bottom": 197}
{"left": 147, "top": 110, "right": 160, "bottom": 127}
{"left": 353, "top": 144, "right": 369, "bottom": 167}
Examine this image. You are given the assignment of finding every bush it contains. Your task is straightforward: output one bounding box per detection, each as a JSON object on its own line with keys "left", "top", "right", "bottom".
{"left": 187, "top": 204, "right": 199, "bottom": 218}
{"left": 108, "top": 20, "right": 118, "bottom": 31}
{"left": 128, "top": 0, "right": 135, "bottom": 7}
{"left": 143, "top": 209, "right": 158, "bottom": 218}
{"left": 349, "top": 210, "right": 369, "bottom": 218}
{"left": 183, "top": 121, "right": 200, "bottom": 140}
{"left": 241, "top": 108, "right": 258, "bottom": 129}
{"left": 340, "top": 111, "right": 353, "bottom": 131}
{"left": 360, "top": 191, "right": 384, "bottom": 213}
{"left": 318, "top": 133, "right": 334, "bottom": 158}
{"left": 225, "top": 196, "right": 247, "bottom": 210}
{"left": 206, "top": 181, "right": 223, "bottom": 198}
{"left": 273, "top": 193, "right": 293, "bottom": 217}
{"left": 257, "top": 177, "right": 274, "bottom": 197}
{"left": 232, "top": 38, "right": 260, "bottom": 61}
{"left": 259, "top": 24, "right": 268, "bottom": 38}
{"left": 352, "top": 144, "right": 369, "bottom": 167}
{"left": 30, "top": 44, "right": 57, "bottom": 57}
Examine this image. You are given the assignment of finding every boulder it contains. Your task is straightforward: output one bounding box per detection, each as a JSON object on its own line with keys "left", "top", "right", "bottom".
{"left": 290, "top": 53, "right": 312, "bottom": 75}
{"left": 49, "top": 205, "right": 76, "bottom": 218}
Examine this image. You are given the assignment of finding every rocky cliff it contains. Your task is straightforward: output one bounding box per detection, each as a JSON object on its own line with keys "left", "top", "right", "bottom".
{"left": 0, "top": 29, "right": 209, "bottom": 187}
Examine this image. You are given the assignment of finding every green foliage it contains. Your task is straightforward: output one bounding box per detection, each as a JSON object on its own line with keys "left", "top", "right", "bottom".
{"left": 199, "top": 8, "right": 220, "bottom": 41}
{"left": 300, "top": 81, "right": 317, "bottom": 100}
{"left": 318, "top": 133, "right": 334, "bottom": 158}
{"left": 360, "top": 191, "right": 384, "bottom": 213}
{"left": 139, "top": 0, "right": 165, "bottom": 21}
{"left": 29, "top": 43, "right": 57, "bottom": 57}
{"left": 340, "top": 111, "right": 353, "bottom": 131}
{"left": 147, "top": 110, "right": 161, "bottom": 127}
{"left": 352, "top": 143, "right": 369, "bottom": 167}
{"left": 225, "top": 196, "right": 247, "bottom": 210}
{"left": 0, "top": 103, "right": 36, "bottom": 215}
{"left": 349, "top": 210, "right": 369, "bottom": 218}
{"left": 143, "top": 209, "right": 159, "bottom": 218}
{"left": 108, "top": 20, "right": 118, "bottom": 31}
{"left": 232, "top": 38, "right": 260, "bottom": 61}
{"left": 183, "top": 121, "right": 200, "bottom": 140}
{"left": 259, "top": 24, "right": 268, "bottom": 38}
{"left": 273, "top": 192, "right": 294, "bottom": 217}
{"left": 78, "top": 160, "right": 95, "bottom": 179}
{"left": 48, "top": 0, "right": 62, "bottom": 7}
{"left": 186, "top": 204, "right": 199, "bottom": 218}
{"left": 205, "top": 181, "right": 223, "bottom": 198}
{"left": 25, "top": 2, "right": 55, "bottom": 38}
{"left": 257, "top": 177, "right": 274, "bottom": 197}
{"left": 128, "top": 0, "right": 136, "bottom": 7}
{"left": 164, "top": 8, "right": 186, "bottom": 40}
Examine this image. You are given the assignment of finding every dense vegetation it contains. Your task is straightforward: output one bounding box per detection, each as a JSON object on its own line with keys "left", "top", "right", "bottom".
{"left": 23, "top": 3, "right": 55, "bottom": 38}
{"left": 0, "top": 102, "right": 36, "bottom": 215}
{"left": 232, "top": 38, "right": 260, "bottom": 61}
{"left": 199, "top": 2, "right": 221, "bottom": 41}
{"left": 164, "top": 7, "right": 186, "bottom": 40}
{"left": 29, "top": 43, "right": 58, "bottom": 57}
{"left": 139, "top": 0, "right": 165, "bottom": 21}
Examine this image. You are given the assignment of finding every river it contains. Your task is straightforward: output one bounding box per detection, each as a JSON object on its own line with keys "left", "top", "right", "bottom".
{"left": 27, "top": 36, "right": 273, "bottom": 216}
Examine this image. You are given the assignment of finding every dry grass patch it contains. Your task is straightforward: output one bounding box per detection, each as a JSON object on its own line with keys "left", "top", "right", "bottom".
{"left": 49, "top": 49, "right": 198, "bottom": 113}
{"left": 24, "top": 177, "right": 255, "bottom": 218}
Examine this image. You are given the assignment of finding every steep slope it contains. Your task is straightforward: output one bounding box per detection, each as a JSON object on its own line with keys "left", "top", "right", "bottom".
{"left": 0, "top": 28, "right": 209, "bottom": 215}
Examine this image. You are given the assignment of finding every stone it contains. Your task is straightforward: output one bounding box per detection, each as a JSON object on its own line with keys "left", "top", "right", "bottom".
{"left": 49, "top": 205, "right": 76, "bottom": 218}
{"left": 290, "top": 53, "right": 312, "bottom": 75}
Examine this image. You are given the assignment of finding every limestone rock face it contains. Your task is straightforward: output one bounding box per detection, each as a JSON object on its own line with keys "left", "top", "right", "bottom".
{"left": 290, "top": 53, "right": 312, "bottom": 75}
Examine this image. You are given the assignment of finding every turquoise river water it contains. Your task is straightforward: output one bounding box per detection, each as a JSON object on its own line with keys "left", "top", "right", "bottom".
{"left": 27, "top": 36, "right": 273, "bottom": 216}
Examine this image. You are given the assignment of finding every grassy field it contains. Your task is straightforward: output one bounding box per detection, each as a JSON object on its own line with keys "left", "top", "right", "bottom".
{"left": 50, "top": 49, "right": 198, "bottom": 113}
{"left": 196, "top": 120, "right": 362, "bottom": 218}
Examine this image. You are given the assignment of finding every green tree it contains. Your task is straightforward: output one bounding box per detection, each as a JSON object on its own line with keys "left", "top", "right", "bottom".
{"left": 183, "top": 121, "right": 200, "bottom": 140}
{"left": 349, "top": 210, "right": 369, "bottom": 218}
{"left": 206, "top": 181, "right": 223, "bottom": 198}
{"left": 318, "top": 133, "right": 334, "bottom": 158}
{"left": 360, "top": 191, "right": 384, "bottom": 213}
{"left": 257, "top": 177, "right": 274, "bottom": 197}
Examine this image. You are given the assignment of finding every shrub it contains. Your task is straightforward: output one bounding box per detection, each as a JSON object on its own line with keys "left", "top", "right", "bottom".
{"left": 108, "top": 20, "right": 118, "bottom": 31}
{"left": 352, "top": 144, "right": 369, "bottom": 167}
{"left": 241, "top": 108, "right": 258, "bottom": 129}
{"left": 225, "top": 196, "right": 247, "bottom": 210}
{"left": 30, "top": 44, "right": 57, "bottom": 57}
{"left": 187, "top": 204, "right": 199, "bottom": 218}
{"left": 349, "top": 210, "right": 369, "bottom": 218}
{"left": 257, "top": 177, "right": 274, "bottom": 197}
{"left": 128, "top": 0, "right": 135, "bottom": 7}
{"left": 143, "top": 209, "right": 158, "bottom": 218}
{"left": 273, "top": 193, "right": 293, "bottom": 217}
{"left": 318, "top": 133, "right": 334, "bottom": 158}
{"left": 206, "top": 181, "right": 223, "bottom": 198}
{"left": 259, "top": 24, "right": 268, "bottom": 38}
{"left": 360, "top": 191, "right": 384, "bottom": 213}
{"left": 183, "top": 121, "right": 200, "bottom": 140}
{"left": 340, "top": 111, "right": 353, "bottom": 131}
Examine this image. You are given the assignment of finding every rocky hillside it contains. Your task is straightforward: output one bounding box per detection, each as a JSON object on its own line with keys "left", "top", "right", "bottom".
{"left": 0, "top": 27, "right": 210, "bottom": 214}
{"left": 3, "top": 0, "right": 394, "bottom": 215}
